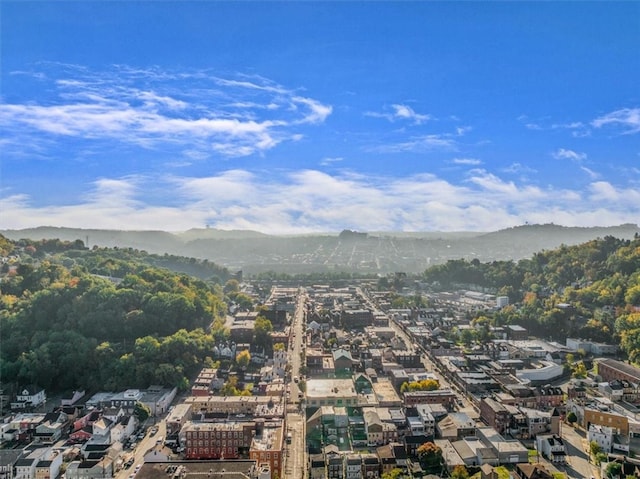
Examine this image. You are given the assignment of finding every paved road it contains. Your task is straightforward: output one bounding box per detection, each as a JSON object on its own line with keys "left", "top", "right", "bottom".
{"left": 283, "top": 289, "right": 306, "bottom": 479}
{"left": 114, "top": 420, "right": 167, "bottom": 479}
{"left": 285, "top": 413, "right": 305, "bottom": 479}
{"left": 554, "top": 423, "right": 599, "bottom": 479}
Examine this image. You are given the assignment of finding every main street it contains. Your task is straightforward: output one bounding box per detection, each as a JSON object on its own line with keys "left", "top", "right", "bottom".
{"left": 366, "top": 289, "right": 479, "bottom": 417}
{"left": 283, "top": 288, "right": 307, "bottom": 479}
{"left": 114, "top": 419, "right": 167, "bottom": 479}
{"left": 554, "top": 423, "right": 599, "bottom": 479}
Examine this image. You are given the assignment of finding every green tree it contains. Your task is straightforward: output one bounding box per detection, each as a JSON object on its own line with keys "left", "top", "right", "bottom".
{"left": 223, "top": 279, "right": 240, "bottom": 294}
{"left": 605, "top": 462, "right": 622, "bottom": 478}
{"left": 450, "top": 465, "right": 470, "bottom": 479}
{"left": 572, "top": 361, "right": 588, "bottom": 379}
{"left": 134, "top": 401, "right": 151, "bottom": 422}
{"left": 417, "top": 441, "right": 443, "bottom": 473}
{"left": 221, "top": 375, "right": 241, "bottom": 396}
{"left": 566, "top": 411, "right": 577, "bottom": 425}
{"left": 236, "top": 350, "right": 251, "bottom": 369}
{"left": 590, "top": 440, "right": 602, "bottom": 461}
{"left": 381, "top": 468, "right": 406, "bottom": 479}
{"left": 400, "top": 379, "right": 440, "bottom": 393}
{"left": 254, "top": 316, "right": 273, "bottom": 350}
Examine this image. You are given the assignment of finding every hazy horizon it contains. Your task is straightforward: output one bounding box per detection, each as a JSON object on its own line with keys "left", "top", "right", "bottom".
{"left": 2, "top": 2, "right": 639, "bottom": 234}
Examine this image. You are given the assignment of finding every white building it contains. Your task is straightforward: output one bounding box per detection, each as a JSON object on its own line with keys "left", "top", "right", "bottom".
{"left": 516, "top": 361, "right": 564, "bottom": 383}
{"left": 416, "top": 405, "right": 436, "bottom": 437}
{"left": 496, "top": 296, "right": 509, "bottom": 308}
{"left": 272, "top": 349, "right": 288, "bottom": 378}
{"left": 536, "top": 434, "right": 566, "bottom": 463}
{"left": 588, "top": 424, "right": 613, "bottom": 453}
{"left": 12, "top": 387, "right": 46, "bottom": 410}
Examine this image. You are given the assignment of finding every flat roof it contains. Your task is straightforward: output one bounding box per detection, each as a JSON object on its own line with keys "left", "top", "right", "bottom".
{"left": 306, "top": 379, "right": 357, "bottom": 398}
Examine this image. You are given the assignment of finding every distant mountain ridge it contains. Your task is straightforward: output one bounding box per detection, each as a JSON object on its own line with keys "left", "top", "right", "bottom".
{"left": 3, "top": 223, "right": 638, "bottom": 274}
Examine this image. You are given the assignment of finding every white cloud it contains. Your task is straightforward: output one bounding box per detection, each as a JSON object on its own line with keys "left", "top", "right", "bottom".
{"left": 292, "top": 96, "right": 333, "bottom": 124}
{"left": 592, "top": 108, "right": 640, "bottom": 134}
{"left": 320, "top": 157, "right": 344, "bottom": 166}
{"left": 391, "top": 104, "right": 430, "bottom": 124}
{"left": 551, "top": 148, "right": 599, "bottom": 178}
{"left": 552, "top": 148, "right": 587, "bottom": 161}
{"left": 501, "top": 163, "right": 537, "bottom": 175}
{"left": 580, "top": 166, "right": 600, "bottom": 180}
{"left": 0, "top": 65, "right": 332, "bottom": 159}
{"left": 372, "top": 134, "right": 456, "bottom": 153}
{"left": 451, "top": 158, "right": 482, "bottom": 166}
{"left": 2, "top": 170, "right": 639, "bottom": 234}
{"left": 365, "top": 103, "right": 431, "bottom": 125}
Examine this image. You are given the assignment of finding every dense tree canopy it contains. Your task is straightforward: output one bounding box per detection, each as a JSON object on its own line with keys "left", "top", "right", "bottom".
{"left": 423, "top": 236, "right": 640, "bottom": 360}
{"left": 0, "top": 240, "right": 229, "bottom": 393}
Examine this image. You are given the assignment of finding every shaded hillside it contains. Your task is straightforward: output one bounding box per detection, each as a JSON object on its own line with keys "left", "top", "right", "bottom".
{"left": 0, "top": 242, "right": 229, "bottom": 393}
{"left": 3, "top": 224, "right": 639, "bottom": 274}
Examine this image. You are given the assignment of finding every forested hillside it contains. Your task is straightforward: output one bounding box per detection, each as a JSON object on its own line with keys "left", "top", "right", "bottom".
{"left": 423, "top": 235, "right": 640, "bottom": 360}
{"left": 0, "top": 236, "right": 230, "bottom": 394}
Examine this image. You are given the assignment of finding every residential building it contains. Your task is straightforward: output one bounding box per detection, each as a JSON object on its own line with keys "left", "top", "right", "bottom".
{"left": 588, "top": 424, "right": 613, "bottom": 453}
{"left": 182, "top": 421, "right": 255, "bottom": 459}
{"left": 361, "top": 453, "right": 380, "bottom": 478}
{"left": 309, "top": 453, "right": 326, "bottom": 479}
{"left": 345, "top": 454, "right": 361, "bottom": 479}
{"left": 403, "top": 389, "right": 456, "bottom": 408}
{"left": 536, "top": 434, "right": 566, "bottom": 463}
{"left": 249, "top": 422, "right": 284, "bottom": 479}
{"left": 364, "top": 409, "right": 398, "bottom": 446}
{"left": 534, "top": 386, "right": 563, "bottom": 410}
{"left": 11, "top": 386, "right": 46, "bottom": 411}
{"left": 185, "top": 395, "right": 284, "bottom": 417}
{"left": 479, "top": 398, "right": 511, "bottom": 435}
{"left": 325, "top": 446, "right": 343, "bottom": 479}
{"left": 333, "top": 349, "right": 353, "bottom": 374}
{"left": 437, "top": 413, "right": 476, "bottom": 441}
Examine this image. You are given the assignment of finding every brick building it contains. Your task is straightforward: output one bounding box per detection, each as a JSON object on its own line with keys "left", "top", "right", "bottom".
{"left": 249, "top": 421, "right": 284, "bottom": 479}
{"left": 182, "top": 421, "right": 255, "bottom": 460}
{"left": 403, "top": 389, "right": 456, "bottom": 408}
{"left": 479, "top": 398, "right": 512, "bottom": 434}
{"left": 598, "top": 358, "right": 640, "bottom": 384}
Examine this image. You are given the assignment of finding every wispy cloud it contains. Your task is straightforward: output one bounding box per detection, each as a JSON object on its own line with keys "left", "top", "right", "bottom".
{"left": 0, "top": 64, "right": 332, "bottom": 159}
{"left": 371, "top": 134, "right": 456, "bottom": 154}
{"left": 320, "top": 157, "right": 344, "bottom": 166}
{"left": 2, "top": 169, "right": 638, "bottom": 233}
{"left": 501, "top": 163, "right": 537, "bottom": 175}
{"left": 552, "top": 148, "right": 600, "bottom": 179}
{"left": 519, "top": 114, "right": 591, "bottom": 136}
{"left": 553, "top": 148, "right": 587, "bottom": 161}
{"left": 592, "top": 107, "right": 640, "bottom": 134}
{"left": 451, "top": 158, "right": 482, "bottom": 166}
{"left": 366, "top": 103, "right": 431, "bottom": 125}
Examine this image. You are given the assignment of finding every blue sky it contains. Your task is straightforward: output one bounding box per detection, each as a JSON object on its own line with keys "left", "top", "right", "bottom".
{"left": 1, "top": 1, "right": 639, "bottom": 233}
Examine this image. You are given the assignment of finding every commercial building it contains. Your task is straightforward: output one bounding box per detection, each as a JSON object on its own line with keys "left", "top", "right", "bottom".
{"left": 182, "top": 421, "right": 255, "bottom": 460}
{"left": 306, "top": 379, "right": 359, "bottom": 408}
